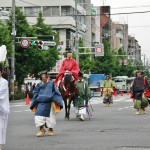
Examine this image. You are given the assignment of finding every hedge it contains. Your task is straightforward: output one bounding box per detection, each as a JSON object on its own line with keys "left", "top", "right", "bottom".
{"left": 9, "top": 92, "right": 33, "bottom": 101}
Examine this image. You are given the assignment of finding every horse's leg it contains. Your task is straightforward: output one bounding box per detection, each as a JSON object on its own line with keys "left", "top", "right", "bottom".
{"left": 64, "top": 99, "right": 68, "bottom": 119}
{"left": 67, "top": 100, "right": 71, "bottom": 120}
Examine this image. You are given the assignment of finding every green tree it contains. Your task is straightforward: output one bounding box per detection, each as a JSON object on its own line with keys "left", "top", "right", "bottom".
{"left": 7, "top": 8, "right": 59, "bottom": 84}
{"left": 0, "top": 20, "right": 11, "bottom": 49}
{"left": 33, "top": 12, "right": 59, "bottom": 73}
{"left": 78, "top": 38, "right": 93, "bottom": 73}
{"left": 90, "top": 41, "right": 117, "bottom": 76}
{"left": 114, "top": 48, "right": 134, "bottom": 77}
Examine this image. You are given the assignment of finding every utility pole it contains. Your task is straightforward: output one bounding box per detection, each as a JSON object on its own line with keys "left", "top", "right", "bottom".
{"left": 75, "top": 0, "right": 79, "bottom": 64}
{"left": 11, "top": 0, "right": 15, "bottom": 95}
{"left": 144, "top": 53, "right": 145, "bottom": 67}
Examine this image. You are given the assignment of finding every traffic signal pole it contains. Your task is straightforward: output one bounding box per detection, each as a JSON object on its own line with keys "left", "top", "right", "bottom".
{"left": 10, "top": 0, "right": 15, "bottom": 95}
{"left": 75, "top": 0, "right": 79, "bottom": 64}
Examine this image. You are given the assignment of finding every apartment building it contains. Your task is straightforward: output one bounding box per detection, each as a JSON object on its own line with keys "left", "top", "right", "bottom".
{"left": 128, "top": 36, "right": 141, "bottom": 64}
{"left": 100, "top": 6, "right": 111, "bottom": 43}
{"left": 0, "top": 9, "right": 10, "bottom": 24}
{"left": 0, "top": 0, "right": 88, "bottom": 51}
{"left": 111, "top": 22, "right": 128, "bottom": 53}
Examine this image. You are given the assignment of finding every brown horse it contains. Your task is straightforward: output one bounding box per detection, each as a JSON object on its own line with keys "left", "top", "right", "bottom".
{"left": 59, "top": 73, "right": 76, "bottom": 119}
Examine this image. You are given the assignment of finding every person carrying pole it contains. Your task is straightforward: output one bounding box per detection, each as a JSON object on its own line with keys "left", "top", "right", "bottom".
{"left": 75, "top": 71, "right": 91, "bottom": 121}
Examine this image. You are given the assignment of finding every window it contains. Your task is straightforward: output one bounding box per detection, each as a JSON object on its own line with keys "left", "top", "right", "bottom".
{"left": 24, "top": 7, "right": 41, "bottom": 17}
{"left": 43, "top": 6, "right": 52, "bottom": 16}
{"left": 52, "top": 6, "right": 59, "bottom": 16}
{"left": 61, "top": 6, "right": 73, "bottom": 16}
{"left": 5, "top": 7, "right": 12, "bottom": 11}
{"left": 66, "top": 30, "right": 70, "bottom": 39}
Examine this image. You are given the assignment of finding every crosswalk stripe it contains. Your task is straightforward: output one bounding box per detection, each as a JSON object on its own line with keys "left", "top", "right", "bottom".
{"left": 118, "top": 106, "right": 133, "bottom": 110}
{"left": 11, "top": 96, "right": 132, "bottom": 112}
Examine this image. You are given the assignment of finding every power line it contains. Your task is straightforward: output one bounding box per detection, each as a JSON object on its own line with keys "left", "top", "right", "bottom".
{"left": 76, "top": 10, "right": 150, "bottom": 16}
{"left": 18, "top": 0, "right": 150, "bottom": 16}
{"left": 112, "top": 5, "right": 150, "bottom": 9}
{"left": 18, "top": 0, "right": 40, "bottom": 6}
{"left": 9, "top": 0, "right": 150, "bottom": 18}
{"left": 129, "top": 25, "right": 150, "bottom": 28}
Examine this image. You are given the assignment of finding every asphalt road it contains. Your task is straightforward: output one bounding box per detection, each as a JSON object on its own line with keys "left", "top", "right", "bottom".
{"left": 3, "top": 94, "right": 150, "bottom": 150}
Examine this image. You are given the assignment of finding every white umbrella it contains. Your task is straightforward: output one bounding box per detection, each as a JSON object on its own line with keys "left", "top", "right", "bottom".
{"left": 0, "top": 45, "right": 7, "bottom": 62}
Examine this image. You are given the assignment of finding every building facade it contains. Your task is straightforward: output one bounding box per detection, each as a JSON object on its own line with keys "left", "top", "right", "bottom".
{"left": 111, "top": 22, "right": 128, "bottom": 53}
{"left": 0, "top": 0, "right": 88, "bottom": 51}
{"left": 128, "top": 36, "right": 141, "bottom": 64}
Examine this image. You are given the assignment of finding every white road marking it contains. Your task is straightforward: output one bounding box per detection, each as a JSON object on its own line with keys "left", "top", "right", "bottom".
{"left": 10, "top": 104, "right": 27, "bottom": 107}
{"left": 13, "top": 109, "right": 30, "bottom": 113}
{"left": 118, "top": 106, "right": 133, "bottom": 110}
{"left": 11, "top": 95, "right": 133, "bottom": 113}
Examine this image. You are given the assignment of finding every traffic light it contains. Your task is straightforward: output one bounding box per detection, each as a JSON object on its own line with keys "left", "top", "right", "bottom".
{"left": 31, "top": 41, "right": 36, "bottom": 45}
{"left": 35, "top": 40, "right": 44, "bottom": 50}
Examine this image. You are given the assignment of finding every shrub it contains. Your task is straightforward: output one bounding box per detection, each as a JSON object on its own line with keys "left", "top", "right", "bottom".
{"left": 9, "top": 92, "right": 26, "bottom": 101}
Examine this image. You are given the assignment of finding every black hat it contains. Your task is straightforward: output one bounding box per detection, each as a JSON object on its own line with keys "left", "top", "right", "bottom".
{"left": 65, "top": 47, "right": 72, "bottom": 53}
{"left": 106, "top": 75, "right": 110, "bottom": 78}
{"left": 38, "top": 70, "right": 47, "bottom": 76}
{"left": 78, "top": 71, "right": 83, "bottom": 77}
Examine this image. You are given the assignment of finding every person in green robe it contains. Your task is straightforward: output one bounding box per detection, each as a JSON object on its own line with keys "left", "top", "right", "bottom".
{"left": 75, "top": 72, "right": 91, "bottom": 121}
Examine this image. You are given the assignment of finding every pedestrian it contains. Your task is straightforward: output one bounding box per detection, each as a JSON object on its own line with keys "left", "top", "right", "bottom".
{"left": 21, "top": 83, "right": 26, "bottom": 94}
{"left": 32, "top": 83, "right": 36, "bottom": 92}
{"left": 30, "top": 70, "right": 63, "bottom": 137}
{"left": 101, "top": 75, "right": 116, "bottom": 107}
{"left": 0, "top": 64, "right": 9, "bottom": 150}
{"left": 75, "top": 71, "right": 91, "bottom": 121}
{"left": 25, "top": 83, "right": 29, "bottom": 97}
{"left": 55, "top": 47, "right": 80, "bottom": 87}
{"left": 14, "top": 83, "right": 18, "bottom": 94}
{"left": 130, "top": 70, "right": 149, "bottom": 115}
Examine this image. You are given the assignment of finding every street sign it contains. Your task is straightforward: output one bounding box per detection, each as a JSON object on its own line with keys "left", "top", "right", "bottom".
{"left": 44, "top": 41, "right": 56, "bottom": 46}
{"left": 95, "top": 44, "right": 104, "bottom": 56}
{"left": 20, "top": 38, "right": 30, "bottom": 48}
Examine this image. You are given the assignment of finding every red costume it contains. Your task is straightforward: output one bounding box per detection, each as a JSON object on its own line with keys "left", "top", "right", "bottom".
{"left": 55, "top": 58, "right": 80, "bottom": 86}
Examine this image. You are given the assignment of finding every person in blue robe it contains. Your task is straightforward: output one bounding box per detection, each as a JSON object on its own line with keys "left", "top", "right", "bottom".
{"left": 30, "top": 71, "right": 63, "bottom": 137}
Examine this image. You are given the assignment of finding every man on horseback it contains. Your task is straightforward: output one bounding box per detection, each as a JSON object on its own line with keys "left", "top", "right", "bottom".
{"left": 55, "top": 47, "right": 80, "bottom": 87}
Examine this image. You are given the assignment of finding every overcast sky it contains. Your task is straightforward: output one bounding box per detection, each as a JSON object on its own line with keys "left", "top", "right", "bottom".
{"left": 91, "top": 0, "right": 150, "bottom": 62}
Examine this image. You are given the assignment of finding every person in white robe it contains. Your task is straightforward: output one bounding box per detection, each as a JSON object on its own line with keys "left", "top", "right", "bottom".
{"left": 0, "top": 64, "right": 9, "bottom": 150}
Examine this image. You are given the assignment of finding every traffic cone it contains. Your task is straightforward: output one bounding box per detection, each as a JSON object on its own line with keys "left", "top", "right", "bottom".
{"left": 127, "top": 90, "right": 130, "bottom": 96}
{"left": 114, "top": 90, "right": 117, "bottom": 96}
{"left": 113, "top": 89, "right": 117, "bottom": 96}
{"left": 120, "top": 91, "right": 123, "bottom": 96}
{"left": 26, "top": 94, "right": 30, "bottom": 105}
